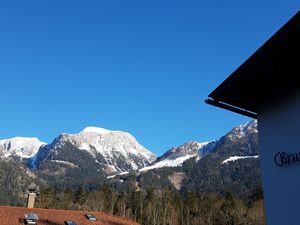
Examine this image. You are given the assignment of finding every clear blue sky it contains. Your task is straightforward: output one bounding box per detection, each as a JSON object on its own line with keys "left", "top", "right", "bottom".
{"left": 0, "top": 1, "right": 299, "bottom": 156}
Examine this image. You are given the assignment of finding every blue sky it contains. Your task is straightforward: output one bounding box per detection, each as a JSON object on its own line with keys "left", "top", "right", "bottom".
{"left": 0, "top": 1, "right": 299, "bottom": 156}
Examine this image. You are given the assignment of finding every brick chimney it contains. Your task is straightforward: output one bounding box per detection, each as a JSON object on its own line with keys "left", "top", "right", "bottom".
{"left": 27, "top": 193, "right": 36, "bottom": 208}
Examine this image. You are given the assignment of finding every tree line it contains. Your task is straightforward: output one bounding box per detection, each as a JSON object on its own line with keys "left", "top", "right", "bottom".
{"left": 36, "top": 185, "right": 266, "bottom": 225}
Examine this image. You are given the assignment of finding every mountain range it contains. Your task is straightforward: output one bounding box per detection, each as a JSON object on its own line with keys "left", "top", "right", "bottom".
{"left": 0, "top": 120, "right": 261, "bottom": 196}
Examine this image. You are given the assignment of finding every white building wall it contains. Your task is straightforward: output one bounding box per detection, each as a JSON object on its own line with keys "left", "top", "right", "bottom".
{"left": 258, "top": 92, "right": 300, "bottom": 225}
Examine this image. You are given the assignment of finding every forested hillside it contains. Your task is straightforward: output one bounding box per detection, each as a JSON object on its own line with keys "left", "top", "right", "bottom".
{"left": 0, "top": 160, "right": 38, "bottom": 206}
{"left": 36, "top": 185, "right": 265, "bottom": 225}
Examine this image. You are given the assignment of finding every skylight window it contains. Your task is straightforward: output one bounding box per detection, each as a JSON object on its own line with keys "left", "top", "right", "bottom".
{"left": 65, "top": 221, "right": 77, "bottom": 225}
{"left": 24, "top": 213, "right": 38, "bottom": 225}
{"left": 85, "top": 214, "right": 97, "bottom": 220}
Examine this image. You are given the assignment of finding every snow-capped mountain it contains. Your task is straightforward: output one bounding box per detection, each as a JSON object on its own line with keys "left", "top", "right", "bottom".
{"left": 124, "top": 120, "right": 261, "bottom": 194}
{"left": 35, "top": 127, "right": 156, "bottom": 175}
{"left": 226, "top": 120, "right": 258, "bottom": 142}
{"left": 0, "top": 137, "right": 46, "bottom": 160}
{"left": 0, "top": 120, "right": 262, "bottom": 194}
{"left": 138, "top": 120, "right": 257, "bottom": 174}
{"left": 204, "top": 119, "right": 259, "bottom": 166}
{"left": 214, "top": 120, "right": 259, "bottom": 165}
{"left": 158, "top": 141, "right": 208, "bottom": 161}
{"left": 140, "top": 140, "right": 217, "bottom": 172}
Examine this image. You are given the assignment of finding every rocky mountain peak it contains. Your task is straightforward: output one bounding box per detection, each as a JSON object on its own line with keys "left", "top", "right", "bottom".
{"left": 0, "top": 137, "right": 46, "bottom": 159}
{"left": 159, "top": 141, "right": 206, "bottom": 161}
{"left": 227, "top": 120, "right": 257, "bottom": 141}
{"left": 34, "top": 127, "right": 156, "bottom": 174}
{"left": 140, "top": 140, "right": 217, "bottom": 172}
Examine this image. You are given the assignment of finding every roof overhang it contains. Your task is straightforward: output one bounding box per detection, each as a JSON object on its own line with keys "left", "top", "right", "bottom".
{"left": 206, "top": 11, "right": 300, "bottom": 118}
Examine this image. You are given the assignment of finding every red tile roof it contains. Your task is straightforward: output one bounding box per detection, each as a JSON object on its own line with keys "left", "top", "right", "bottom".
{"left": 0, "top": 206, "right": 140, "bottom": 225}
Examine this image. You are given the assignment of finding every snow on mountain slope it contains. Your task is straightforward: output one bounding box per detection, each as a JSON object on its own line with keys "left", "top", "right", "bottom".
{"left": 38, "top": 127, "right": 157, "bottom": 174}
{"left": 140, "top": 154, "right": 196, "bottom": 171}
{"left": 196, "top": 140, "right": 218, "bottom": 161}
{"left": 140, "top": 140, "right": 217, "bottom": 172}
{"left": 0, "top": 137, "right": 46, "bottom": 159}
{"left": 107, "top": 171, "right": 129, "bottom": 179}
{"left": 74, "top": 127, "right": 156, "bottom": 163}
{"left": 158, "top": 141, "right": 206, "bottom": 161}
{"left": 81, "top": 127, "right": 112, "bottom": 135}
{"left": 222, "top": 155, "right": 259, "bottom": 164}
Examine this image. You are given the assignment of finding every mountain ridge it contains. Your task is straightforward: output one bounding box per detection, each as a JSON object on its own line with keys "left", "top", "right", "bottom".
{"left": 0, "top": 120, "right": 261, "bottom": 194}
{"left": 140, "top": 140, "right": 217, "bottom": 172}
{"left": 0, "top": 137, "right": 46, "bottom": 160}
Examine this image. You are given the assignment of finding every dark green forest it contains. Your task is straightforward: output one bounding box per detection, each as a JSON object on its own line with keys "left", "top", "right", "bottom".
{"left": 35, "top": 185, "right": 265, "bottom": 225}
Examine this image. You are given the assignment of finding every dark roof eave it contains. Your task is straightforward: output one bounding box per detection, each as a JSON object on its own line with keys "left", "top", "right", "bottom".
{"left": 205, "top": 99, "right": 257, "bottom": 119}
{"left": 207, "top": 10, "right": 300, "bottom": 115}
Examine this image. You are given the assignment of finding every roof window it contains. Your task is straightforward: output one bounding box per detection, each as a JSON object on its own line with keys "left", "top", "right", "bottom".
{"left": 24, "top": 213, "right": 38, "bottom": 225}
{"left": 85, "top": 214, "right": 97, "bottom": 220}
{"left": 65, "top": 221, "right": 77, "bottom": 225}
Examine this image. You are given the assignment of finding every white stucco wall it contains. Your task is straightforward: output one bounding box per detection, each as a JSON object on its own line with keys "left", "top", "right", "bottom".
{"left": 258, "top": 92, "right": 300, "bottom": 225}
